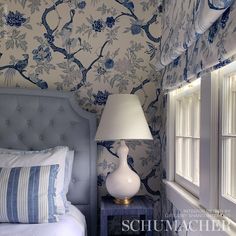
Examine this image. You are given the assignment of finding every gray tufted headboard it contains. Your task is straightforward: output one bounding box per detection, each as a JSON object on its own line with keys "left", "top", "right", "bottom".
{"left": 0, "top": 88, "right": 97, "bottom": 236}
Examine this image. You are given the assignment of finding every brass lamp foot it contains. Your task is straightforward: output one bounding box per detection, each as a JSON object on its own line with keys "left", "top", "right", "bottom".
{"left": 114, "top": 198, "right": 132, "bottom": 205}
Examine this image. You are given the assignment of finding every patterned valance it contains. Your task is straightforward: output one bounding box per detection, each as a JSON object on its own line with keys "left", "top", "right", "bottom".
{"left": 156, "top": 0, "right": 234, "bottom": 70}
{"left": 161, "top": 0, "right": 236, "bottom": 89}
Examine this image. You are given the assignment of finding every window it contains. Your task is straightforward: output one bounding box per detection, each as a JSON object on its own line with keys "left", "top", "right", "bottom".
{"left": 219, "top": 61, "right": 236, "bottom": 221}
{"left": 166, "top": 61, "right": 236, "bottom": 225}
{"left": 170, "top": 79, "right": 201, "bottom": 196}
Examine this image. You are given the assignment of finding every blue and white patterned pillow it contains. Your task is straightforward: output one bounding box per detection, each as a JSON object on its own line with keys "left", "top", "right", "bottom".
{"left": 0, "top": 146, "right": 68, "bottom": 215}
{"left": 0, "top": 147, "right": 74, "bottom": 212}
{"left": 0, "top": 165, "right": 61, "bottom": 223}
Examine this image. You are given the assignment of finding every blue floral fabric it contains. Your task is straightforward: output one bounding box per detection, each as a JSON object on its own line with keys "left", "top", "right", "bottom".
{"left": 156, "top": 0, "right": 234, "bottom": 72}
{"left": 5, "top": 11, "right": 26, "bottom": 28}
{"left": 162, "top": 0, "right": 236, "bottom": 89}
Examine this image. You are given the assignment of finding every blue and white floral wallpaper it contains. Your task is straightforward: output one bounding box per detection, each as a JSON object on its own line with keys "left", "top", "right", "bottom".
{"left": 0, "top": 0, "right": 164, "bottom": 233}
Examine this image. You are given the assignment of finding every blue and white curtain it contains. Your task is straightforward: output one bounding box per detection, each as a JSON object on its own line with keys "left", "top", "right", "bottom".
{"left": 158, "top": 0, "right": 236, "bottom": 89}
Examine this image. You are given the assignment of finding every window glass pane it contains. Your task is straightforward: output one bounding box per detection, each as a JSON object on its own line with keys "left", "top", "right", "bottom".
{"left": 193, "top": 139, "right": 200, "bottom": 185}
{"left": 183, "top": 138, "right": 191, "bottom": 180}
{"left": 184, "top": 97, "right": 191, "bottom": 137}
{"left": 176, "top": 137, "right": 183, "bottom": 175}
{"left": 222, "top": 138, "right": 236, "bottom": 201}
{"left": 231, "top": 76, "right": 236, "bottom": 134}
{"left": 222, "top": 75, "right": 236, "bottom": 135}
{"left": 193, "top": 92, "right": 200, "bottom": 138}
{"left": 222, "top": 74, "right": 236, "bottom": 202}
{"left": 174, "top": 79, "right": 201, "bottom": 188}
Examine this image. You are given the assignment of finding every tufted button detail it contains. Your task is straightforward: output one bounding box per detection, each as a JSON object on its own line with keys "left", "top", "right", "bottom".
{"left": 39, "top": 134, "right": 44, "bottom": 141}
{"left": 26, "top": 119, "right": 32, "bottom": 127}
{"left": 58, "top": 106, "right": 64, "bottom": 112}
{"left": 5, "top": 119, "right": 10, "bottom": 126}
{"left": 16, "top": 105, "right": 22, "bottom": 112}
{"left": 72, "top": 178, "right": 77, "bottom": 184}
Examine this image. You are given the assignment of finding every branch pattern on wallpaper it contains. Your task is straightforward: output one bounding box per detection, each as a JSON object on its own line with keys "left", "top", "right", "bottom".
{"left": 0, "top": 0, "right": 164, "bottom": 202}
{"left": 0, "top": 0, "right": 161, "bottom": 90}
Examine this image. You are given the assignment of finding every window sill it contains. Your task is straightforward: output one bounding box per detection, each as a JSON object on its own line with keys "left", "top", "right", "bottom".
{"left": 163, "top": 179, "right": 236, "bottom": 236}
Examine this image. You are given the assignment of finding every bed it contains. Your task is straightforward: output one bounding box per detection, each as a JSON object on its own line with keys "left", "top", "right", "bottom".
{"left": 0, "top": 88, "right": 97, "bottom": 236}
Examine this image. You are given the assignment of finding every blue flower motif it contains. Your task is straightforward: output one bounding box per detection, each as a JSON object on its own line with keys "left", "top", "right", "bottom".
{"left": 123, "top": 0, "right": 134, "bottom": 10}
{"left": 158, "top": 5, "right": 163, "bottom": 13}
{"left": 44, "top": 33, "right": 54, "bottom": 44}
{"left": 92, "top": 19, "right": 104, "bottom": 32}
{"left": 93, "top": 90, "right": 110, "bottom": 105}
{"left": 131, "top": 24, "right": 142, "bottom": 35}
{"left": 106, "top": 17, "right": 115, "bottom": 28}
{"left": 32, "top": 45, "right": 52, "bottom": 63}
{"left": 105, "top": 59, "right": 114, "bottom": 69}
{"left": 78, "top": 1, "right": 86, "bottom": 9}
{"left": 5, "top": 11, "right": 26, "bottom": 28}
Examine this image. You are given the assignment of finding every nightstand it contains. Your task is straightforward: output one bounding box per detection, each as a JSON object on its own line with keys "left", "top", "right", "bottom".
{"left": 100, "top": 195, "right": 153, "bottom": 236}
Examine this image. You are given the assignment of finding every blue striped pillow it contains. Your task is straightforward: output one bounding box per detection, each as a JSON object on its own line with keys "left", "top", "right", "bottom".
{"left": 0, "top": 165, "right": 61, "bottom": 223}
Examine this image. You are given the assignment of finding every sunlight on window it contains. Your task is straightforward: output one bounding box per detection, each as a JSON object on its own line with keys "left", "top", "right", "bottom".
{"left": 171, "top": 78, "right": 201, "bottom": 188}
{"left": 222, "top": 73, "right": 236, "bottom": 201}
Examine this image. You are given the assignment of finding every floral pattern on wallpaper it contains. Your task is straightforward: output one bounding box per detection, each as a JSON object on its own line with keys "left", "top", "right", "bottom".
{"left": 0, "top": 0, "right": 165, "bottom": 229}
{"left": 0, "top": 0, "right": 162, "bottom": 91}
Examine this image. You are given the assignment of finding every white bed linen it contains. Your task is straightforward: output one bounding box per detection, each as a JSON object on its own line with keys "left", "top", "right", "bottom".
{"left": 0, "top": 205, "right": 86, "bottom": 236}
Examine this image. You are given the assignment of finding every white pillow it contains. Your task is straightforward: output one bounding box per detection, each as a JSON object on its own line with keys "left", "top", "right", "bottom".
{"left": 0, "top": 146, "right": 68, "bottom": 215}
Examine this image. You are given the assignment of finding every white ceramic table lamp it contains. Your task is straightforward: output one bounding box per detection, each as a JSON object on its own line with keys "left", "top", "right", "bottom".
{"left": 95, "top": 94, "right": 153, "bottom": 204}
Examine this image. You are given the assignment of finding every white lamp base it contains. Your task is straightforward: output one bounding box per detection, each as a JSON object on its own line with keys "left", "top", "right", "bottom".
{"left": 105, "top": 140, "right": 141, "bottom": 205}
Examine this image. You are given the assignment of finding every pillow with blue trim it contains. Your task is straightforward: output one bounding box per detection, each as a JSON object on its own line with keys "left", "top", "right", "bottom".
{"left": 0, "top": 165, "right": 61, "bottom": 223}
{"left": 0, "top": 146, "right": 68, "bottom": 215}
{"left": 0, "top": 147, "right": 74, "bottom": 212}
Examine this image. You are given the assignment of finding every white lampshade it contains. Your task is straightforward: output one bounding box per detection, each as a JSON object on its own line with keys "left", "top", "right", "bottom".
{"left": 95, "top": 94, "right": 153, "bottom": 141}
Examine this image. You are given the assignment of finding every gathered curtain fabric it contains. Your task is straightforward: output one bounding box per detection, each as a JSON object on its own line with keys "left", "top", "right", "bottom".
{"left": 159, "top": 0, "right": 236, "bottom": 89}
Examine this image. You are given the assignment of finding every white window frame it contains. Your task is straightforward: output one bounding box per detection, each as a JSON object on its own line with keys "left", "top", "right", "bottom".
{"left": 175, "top": 82, "right": 201, "bottom": 196}
{"left": 166, "top": 73, "right": 219, "bottom": 211}
{"left": 218, "top": 61, "right": 236, "bottom": 222}
{"left": 168, "top": 80, "right": 201, "bottom": 197}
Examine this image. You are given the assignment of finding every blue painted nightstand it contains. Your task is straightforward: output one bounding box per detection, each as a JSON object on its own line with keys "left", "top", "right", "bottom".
{"left": 100, "top": 196, "right": 153, "bottom": 236}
